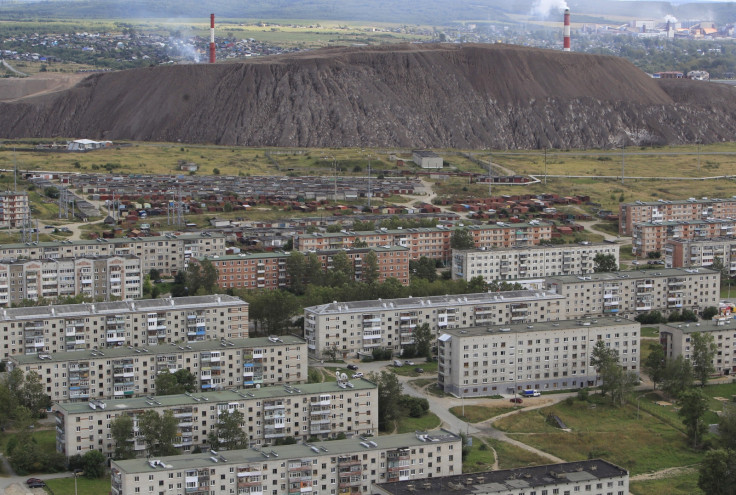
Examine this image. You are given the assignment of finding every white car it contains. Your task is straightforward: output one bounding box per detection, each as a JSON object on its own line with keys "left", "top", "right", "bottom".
{"left": 352, "top": 372, "right": 364, "bottom": 379}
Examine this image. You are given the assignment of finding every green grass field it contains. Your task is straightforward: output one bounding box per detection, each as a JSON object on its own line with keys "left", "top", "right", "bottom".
{"left": 449, "top": 404, "right": 520, "bottom": 423}
{"left": 396, "top": 412, "right": 441, "bottom": 434}
{"left": 493, "top": 395, "right": 703, "bottom": 475}
{"left": 629, "top": 468, "right": 703, "bottom": 495}
{"left": 641, "top": 327, "right": 660, "bottom": 337}
{"left": 0, "top": 428, "right": 56, "bottom": 455}
{"left": 391, "top": 361, "right": 438, "bottom": 377}
{"left": 485, "top": 437, "right": 553, "bottom": 470}
{"left": 43, "top": 476, "right": 112, "bottom": 495}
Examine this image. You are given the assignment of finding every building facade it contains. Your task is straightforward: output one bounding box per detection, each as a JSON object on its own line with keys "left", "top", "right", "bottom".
{"left": 203, "top": 246, "right": 410, "bottom": 290}
{"left": 412, "top": 150, "right": 444, "bottom": 169}
{"left": 452, "top": 243, "right": 620, "bottom": 282}
{"left": 10, "top": 335, "right": 306, "bottom": 401}
{"left": 0, "top": 295, "right": 249, "bottom": 358}
{"left": 546, "top": 268, "right": 720, "bottom": 319}
{"left": 665, "top": 237, "right": 736, "bottom": 275}
{"left": 304, "top": 290, "right": 569, "bottom": 359}
{"left": 620, "top": 197, "right": 736, "bottom": 235}
{"left": 632, "top": 219, "right": 736, "bottom": 257}
{"left": 0, "top": 255, "right": 142, "bottom": 305}
{"left": 55, "top": 379, "right": 377, "bottom": 456}
{"left": 437, "top": 319, "right": 640, "bottom": 397}
{"left": 0, "top": 191, "right": 29, "bottom": 228}
{"left": 295, "top": 223, "right": 553, "bottom": 262}
{"left": 374, "top": 460, "right": 629, "bottom": 495}
{"left": 111, "top": 430, "right": 461, "bottom": 495}
{"left": 660, "top": 317, "right": 736, "bottom": 376}
{"left": 0, "top": 232, "right": 225, "bottom": 276}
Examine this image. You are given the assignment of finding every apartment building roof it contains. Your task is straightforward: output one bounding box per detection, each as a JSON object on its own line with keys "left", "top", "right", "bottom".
{"left": 454, "top": 242, "right": 615, "bottom": 254}
{"left": 113, "top": 430, "right": 459, "bottom": 473}
{"left": 12, "top": 335, "right": 304, "bottom": 365}
{"left": 439, "top": 317, "right": 637, "bottom": 339}
{"left": 548, "top": 267, "right": 717, "bottom": 284}
{"left": 0, "top": 232, "right": 225, "bottom": 251}
{"left": 298, "top": 222, "right": 551, "bottom": 240}
{"left": 56, "top": 378, "right": 375, "bottom": 415}
{"left": 662, "top": 318, "right": 736, "bottom": 334}
{"left": 1, "top": 295, "right": 246, "bottom": 321}
{"left": 624, "top": 198, "right": 735, "bottom": 207}
{"left": 374, "top": 459, "right": 627, "bottom": 495}
{"left": 665, "top": 236, "right": 736, "bottom": 245}
{"left": 305, "top": 290, "right": 565, "bottom": 315}
{"left": 199, "top": 245, "right": 410, "bottom": 262}
{"left": 0, "top": 254, "right": 141, "bottom": 265}
{"left": 636, "top": 219, "right": 736, "bottom": 227}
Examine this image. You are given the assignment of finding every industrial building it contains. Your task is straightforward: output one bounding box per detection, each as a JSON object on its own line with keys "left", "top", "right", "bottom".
{"left": 0, "top": 295, "right": 248, "bottom": 358}
{"left": 110, "top": 430, "right": 462, "bottom": 495}
{"left": 437, "top": 319, "right": 640, "bottom": 397}
{"left": 54, "top": 378, "right": 377, "bottom": 456}
{"left": 9, "top": 334, "right": 306, "bottom": 401}
{"left": 452, "top": 243, "right": 619, "bottom": 282}
{"left": 412, "top": 150, "right": 444, "bottom": 169}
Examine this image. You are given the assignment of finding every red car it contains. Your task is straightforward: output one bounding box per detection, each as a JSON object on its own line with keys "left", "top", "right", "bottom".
{"left": 509, "top": 397, "right": 523, "bottom": 404}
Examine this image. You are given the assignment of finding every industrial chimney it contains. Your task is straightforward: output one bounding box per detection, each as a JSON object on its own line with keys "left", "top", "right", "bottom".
{"left": 563, "top": 9, "right": 571, "bottom": 52}
{"left": 209, "top": 13, "right": 216, "bottom": 63}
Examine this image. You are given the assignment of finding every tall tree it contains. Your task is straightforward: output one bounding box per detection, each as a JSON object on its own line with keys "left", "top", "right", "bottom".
{"left": 412, "top": 323, "right": 433, "bottom": 359}
{"left": 82, "top": 449, "right": 107, "bottom": 478}
{"left": 450, "top": 228, "right": 475, "bottom": 249}
{"left": 155, "top": 369, "right": 197, "bottom": 396}
{"left": 661, "top": 356, "right": 694, "bottom": 398}
{"left": 110, "top": 415, "right": 135, "bottom": 460}
{"left": 370, "top": 370, "right": 403, "bottom": 432}
{"left": 330, "top": 251, "right": 354, "bottom": 285}
{"left": 138, "top": 410, "right": 180, "bottom": 456}
{"left": 590, "top": 340, "right": 618, "bottom": 389}
{"left": 305, "top": 252, "right": 324, "bottom": 286}
{"left": 699, "top": 449, "right": 736, "bottom": 495}
{"left": 286, "top": 251, "right": 306, "bottom": 294}
{"left": 410, "top": 257, "right": 438, "bottom": 282}
{"left": 691, "top": 331, "right": 717, "bottom": 386}
{"left": 208, "top": 409, "right": 247, "bottom": 451}
{"left": 593, "top": 253, "right": 618, "bottom": 272}
{"left": 642, "top": 343, "right": 667, "bottom": 390}
{"left": 718, "top": 405, "right": 736, "bottom": 450}
{"left": 362, "top": 250, "right": 380, "bottom": 284}
{"left": 678, "top": 388, "right": 709, "bottom": 448}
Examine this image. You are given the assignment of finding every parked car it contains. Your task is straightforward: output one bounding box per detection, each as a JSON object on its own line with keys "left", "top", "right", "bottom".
{"left": 414, "top": 367, "right": 424, "bottom": 374}
{"left": 27, "top": 479, "right": 45, "bottom": 488}
{"left": 393, "top": 360, "right": 403, "bottom": 367}
{"left": 352, "top": 372, "right": 364, "bottom": 379}
{"left": 404, "top": 360, "right": 415, "bottom": 366}
{"left": 347, "top": 364, "right": 358, "bottom": 371}
{"left": 522, "top": 389, "right": 541, "bottom": 397}
{"left": 509, "top": 397, "right": 523, "bottom": 404}
{"left": 26, "top": 478, "right": 42, "bottom": 486}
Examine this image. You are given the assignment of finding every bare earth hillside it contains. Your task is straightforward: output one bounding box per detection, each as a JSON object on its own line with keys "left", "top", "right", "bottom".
{"left": 1, "top": 43, "right": 735, "bottom": 149}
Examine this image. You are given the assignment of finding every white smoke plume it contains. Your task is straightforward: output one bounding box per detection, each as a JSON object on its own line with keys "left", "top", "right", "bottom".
{"left": 664, "top": 14, "right": 678, "bottom": 23}
{"left": 531, "top": 0, "right": 569, "bottom": 18}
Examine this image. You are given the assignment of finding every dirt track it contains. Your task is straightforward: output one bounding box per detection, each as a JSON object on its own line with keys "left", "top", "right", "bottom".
{"left": 0, "top": 72, "right": 87, "bottom": 102}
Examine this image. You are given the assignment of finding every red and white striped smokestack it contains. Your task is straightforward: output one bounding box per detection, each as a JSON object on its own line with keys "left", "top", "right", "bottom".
{"left": 209, "top": 13, "right": 216, "bottom": 63}
{"left": 563, "top": 8, "right": 571, "bottom": 52}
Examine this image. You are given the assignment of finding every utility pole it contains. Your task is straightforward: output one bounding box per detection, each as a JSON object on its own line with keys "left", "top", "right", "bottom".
{"left": 621, "top": 146, "right": 625, "bottom": 185}
{"left": 488, "top": 152, "right": 493, "bottom": 199}
{"left": 367, "top": 156, "right": 372, "bottom": 210}
{"left": 544, "top": 148, "right": 548, "bottom": 186}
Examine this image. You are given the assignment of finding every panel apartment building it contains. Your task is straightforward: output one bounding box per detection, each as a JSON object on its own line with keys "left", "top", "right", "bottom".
{"left": 620, "top": 197, "right": 736, "bottom": 235}
{"left": 660, "top": 316, "right": 736, "bottom": 376}
{"left": 295, "top": 222, "right": 553, "bottom": 262}
{"left": 304, "top": 290, "right": 570, "bottom": 359}
{"left": 0, "top": 191, "right": 29, "bottom": 228}
{"left": 452, "top": 243, "right": 620, "bottom": 282}
{"left": 202, "top": 245, "right": 410, "bottom": 290}
{"left": 632, "top": 219, "right": 736, "bottom": 257}
{"left": 55, "top": 379, "right": 377, "bottom": 456}
{"left": 0, "top": 232, "right": 225, "bottom": 276}
{"left": 0, "top": 255, "right": 142, "bottom": 305}
{"left": 665, "top": 237, "right": 736, "bottom": 275}
{"left": 374, "top": 460, "right": 629, "bottom": 495}
{"left": 10, "top": 335, "right": 306, "bottom": 401}
{"left": 437, "top": 319, "right": 640, "bottom": 397}
{"left": 546, "top": 268, "right": 720, "bottom": 319}
{"left": 111, "top": 430, "right": 462, "bottom": 495}
{"left": 0, "top": 295, "right": 249, "bottom": 359}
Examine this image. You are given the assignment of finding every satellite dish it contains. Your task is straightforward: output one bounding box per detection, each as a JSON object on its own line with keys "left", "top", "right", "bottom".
{"left": 341, "top": 373, "right": 348, "bottom": 381}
